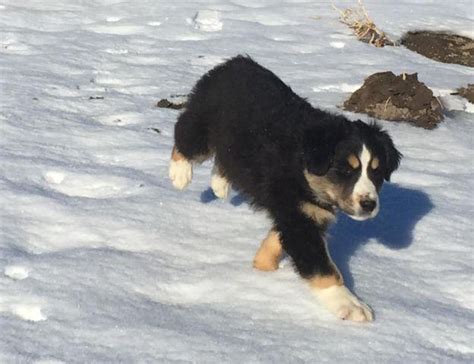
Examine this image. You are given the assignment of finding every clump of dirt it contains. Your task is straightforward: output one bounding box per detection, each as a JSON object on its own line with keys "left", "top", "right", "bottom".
{"left": 156, "top": 98, "right": 187, "bottom": 110}
{"left": 344, "top": 71, "right": 444, "bottom": 129}
{"left": 401, "top": 31, "right": 474, "bottom": 67}
{"left": 452, "top": 84, "right": 474, "bottom": 103}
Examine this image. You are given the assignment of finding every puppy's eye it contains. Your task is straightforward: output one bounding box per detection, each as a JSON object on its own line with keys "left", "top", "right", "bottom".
{"left": 338, "top": 166, "right": 355, "bottom": 177}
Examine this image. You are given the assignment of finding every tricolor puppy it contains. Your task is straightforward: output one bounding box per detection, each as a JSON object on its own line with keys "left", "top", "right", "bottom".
{"left": 169, "top": 56, "right": 401, "bottom": 322}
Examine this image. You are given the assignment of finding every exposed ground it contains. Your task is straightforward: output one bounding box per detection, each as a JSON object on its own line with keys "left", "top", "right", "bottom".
{"left": 454, "top": 84, "right": 474, "bottom": 103}
{"left": 344, "top": 72, "right": 444, "bottom": 129}
{"left": 401, "top": 31, "right": 474, "bottom": 67}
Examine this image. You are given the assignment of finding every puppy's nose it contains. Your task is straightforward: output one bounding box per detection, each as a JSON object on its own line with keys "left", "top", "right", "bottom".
{"left": 360, "top": 198, "right": 376, "bottom": 213}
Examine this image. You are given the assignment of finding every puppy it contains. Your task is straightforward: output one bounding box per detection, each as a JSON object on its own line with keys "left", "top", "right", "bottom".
{"left": 169, "top": 55, "right": 401, "bottom": 322}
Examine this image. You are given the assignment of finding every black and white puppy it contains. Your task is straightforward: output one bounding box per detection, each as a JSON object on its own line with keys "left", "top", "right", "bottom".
{"left": 169, "top": 56, "right": 401, "bottom": 322}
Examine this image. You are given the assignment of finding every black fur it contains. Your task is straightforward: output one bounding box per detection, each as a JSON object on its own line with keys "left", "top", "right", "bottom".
{"left": 174, "top": 55, "right": 401, "bottom": 279}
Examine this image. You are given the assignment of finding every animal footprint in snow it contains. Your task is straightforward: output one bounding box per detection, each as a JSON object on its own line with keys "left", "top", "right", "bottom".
{"left": 192, "top": 10, "right": 223, "bottom": 32}
{"left": 106, "top": 16, "right": 121, "bottom": 22}
{"left": 4, "top": 265, "right": 29, "bottom": 280}
{"left": 44, "top": 170, "right": 140, "bottom": 198}
{"left": 96, "top": 112, "right": 143, "bottom": 126}
{"left": 1, "top": 268, "right": 47, "bottom": 322}
{"left": 0, "top": 33, "right": 31, "bottom": 54}
{"left": 330, "top": 41, "right": 345, "bottom": 48}
{"left": 12, "top": 304, "right": 47, "bottom": 322}
{"left": 0, "top": 301, "right": 46, "bottom": 322}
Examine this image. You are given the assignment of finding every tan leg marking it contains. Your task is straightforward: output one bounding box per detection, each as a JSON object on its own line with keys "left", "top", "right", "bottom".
{"left": 171, "top": 146, "right": 185, "bottom": 161}
{"left": 308, "top": 273, "right": 344, "bottom": 290}
{"left": 309, "top": 271, "right": 373, "bottom": 322}
{"left": 253, "top": 230, "right": 283, "bottom": 271}
{"left": 300, "top": 202, "right": 335, "bottom": 227}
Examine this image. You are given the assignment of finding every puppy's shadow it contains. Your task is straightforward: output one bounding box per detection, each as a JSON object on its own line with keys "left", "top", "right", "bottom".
{"left": 200, "top": 188, "right": 218, "bottom": 203}
{"left": 328, "top": 183, "right": 433, "bottom": 290}
{"left": 200, "top": 187, "right": 247, "bottom": 206}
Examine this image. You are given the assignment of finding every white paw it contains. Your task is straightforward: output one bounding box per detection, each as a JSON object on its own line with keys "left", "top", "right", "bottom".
{"left": 211, "top": 173, "right": 230, "bottom": 199}
{"left": 169, "top": 159, "right": 192, "bottom": 190}
{"left": 315, "top": 285, "right": 373, "bottom": 322}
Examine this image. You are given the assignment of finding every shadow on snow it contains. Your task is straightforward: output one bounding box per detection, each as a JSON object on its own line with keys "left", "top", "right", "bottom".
{"left": 200, "top": 187, "right": 246, "bottom": 206}
{"left": 201, "top": 183, "right": 433, "bottom": 290}
{"left": 328, "top": 183, "right": 433, "bottom": 289}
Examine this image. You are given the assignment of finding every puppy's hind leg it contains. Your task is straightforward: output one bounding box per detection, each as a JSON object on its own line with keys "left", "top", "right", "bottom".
{"left": 170, "top": 110, "right": 211, "bottom": 190}
{"left": 211, "top": 164, "right": 230, "bottom": 199}
{"left": 169, "top": 146, "right": 193, "bottom": 190}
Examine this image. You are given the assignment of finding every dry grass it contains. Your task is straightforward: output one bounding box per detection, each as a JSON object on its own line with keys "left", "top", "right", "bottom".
{"left": 332, "top": 0, "right": 394, "bottom": 47}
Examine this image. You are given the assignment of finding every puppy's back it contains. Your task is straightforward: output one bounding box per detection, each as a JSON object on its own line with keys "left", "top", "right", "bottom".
{"left": 187, "top": 56, "right": 295, "bottom": 120}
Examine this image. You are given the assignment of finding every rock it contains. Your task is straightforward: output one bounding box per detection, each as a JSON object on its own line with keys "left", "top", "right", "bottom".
{"left": 156, "top": 98, "right": 186, "bottom": 110}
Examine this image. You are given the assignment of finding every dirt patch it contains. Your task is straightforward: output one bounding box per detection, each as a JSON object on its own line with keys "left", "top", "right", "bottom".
{"left": 156, "top": 98, "right": 187, "bottom": 110}
{"left": 401, "top": 31, "right": 474, "bottom": 67}
{"left": 452, "top": 84, "right": 474, "bottom": 103}
{"left": 344, "top": 71, "right": 443, "bottom": 129}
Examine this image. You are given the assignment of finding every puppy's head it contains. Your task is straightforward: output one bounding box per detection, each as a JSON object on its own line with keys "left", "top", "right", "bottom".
{"left": 303, "top": 120, "right": 401, "bottom": 220}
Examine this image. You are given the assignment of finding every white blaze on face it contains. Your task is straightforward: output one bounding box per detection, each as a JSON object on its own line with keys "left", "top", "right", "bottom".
{"left": 351, "top": 144, "right": 379, "bottom": 220}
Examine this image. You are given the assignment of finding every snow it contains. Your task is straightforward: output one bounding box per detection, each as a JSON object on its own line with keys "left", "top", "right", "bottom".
{"left": 192, "top": 10, "right": 224, "bottom": 32}
{"left": 0, "top": 0, "right": 473, "bottom": 362}
{"left": 4, "top": 266, "right": 29, "bottom": 281}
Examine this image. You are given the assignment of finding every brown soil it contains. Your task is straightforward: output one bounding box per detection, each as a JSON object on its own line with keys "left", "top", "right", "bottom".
{"left": 453, "top": 84, "right": 474, "bottom": 103}
{"left": 344, "top": 71, "right": 443, "bottom": 129}
{"left": 401, "top": 31, "right": 474, "bottom": 67}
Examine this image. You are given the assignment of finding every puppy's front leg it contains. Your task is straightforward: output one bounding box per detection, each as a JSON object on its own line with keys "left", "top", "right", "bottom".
{"left": 276, "top": 213, "right": 373, "bottom": 322}
{"left": 309, "top": 276, "right": 373, "bottom": 322}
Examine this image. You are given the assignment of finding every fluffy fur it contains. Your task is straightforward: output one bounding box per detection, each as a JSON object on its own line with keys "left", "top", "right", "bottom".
{"left": 170, "top": 55, "right": 401, "bottom": 321}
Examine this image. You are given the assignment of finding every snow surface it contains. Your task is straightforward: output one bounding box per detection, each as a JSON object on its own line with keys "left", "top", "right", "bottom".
{"left": 1, "top": 0, "right": 473, "bottom": 362}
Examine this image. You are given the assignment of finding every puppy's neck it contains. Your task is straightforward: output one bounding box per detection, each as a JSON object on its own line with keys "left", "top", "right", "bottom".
{"left": 299, "top": 201, "right": 336, "bottom": 230}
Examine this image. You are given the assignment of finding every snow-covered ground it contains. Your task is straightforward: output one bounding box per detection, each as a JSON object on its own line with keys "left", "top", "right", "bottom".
{"left": 1, "top": 0, "right": 473, "bottom": 362}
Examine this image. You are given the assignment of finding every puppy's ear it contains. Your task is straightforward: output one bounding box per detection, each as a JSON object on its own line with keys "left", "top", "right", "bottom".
{"left": 303, "top": 122, "right": 349, "bottom": 176}
{"left": 371, "top": 123, "right": 402, "bottom": 181}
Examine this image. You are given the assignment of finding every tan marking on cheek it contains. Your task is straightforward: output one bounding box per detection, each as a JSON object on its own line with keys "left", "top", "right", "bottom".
{"left": 371, "top": 157, "right": 380, "bottom": 170}
{"left": 347, "top": 154, "right": 360, "bottom": 169}
{"left": 253, "top": 230, "right": 283, "bottom": 271}
{"left": 300, "top": 202, "right": 335, "bottom": 227}
{"left": 308, "top": 273, "right": 344, "bottom": 290}
{"left": 171, "top": 146, "right": 186, "bottom": 162}
{"left": 304, "top": 170, "right": 341, "bottom": 204}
